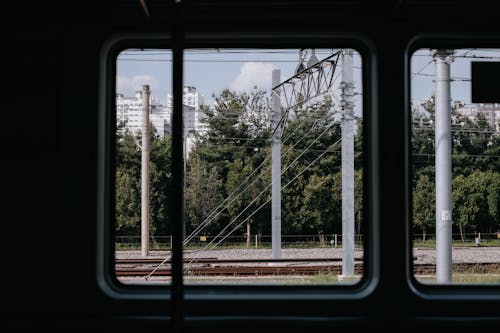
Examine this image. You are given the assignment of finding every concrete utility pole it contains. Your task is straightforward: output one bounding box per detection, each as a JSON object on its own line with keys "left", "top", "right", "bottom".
{"left": 183, "top": 128, "right": 187, "bottom": 241}
{"left": 432, "top": 49, "right": 454, "bottom": 283}
{"left": 271, "top": 69, "right": 282, "bottom": 259}
{"left": 141, "top": 84, "right": 150, "bottom": 257}
{"left": 340, "top": 49, "right": 355, "bottom": 277}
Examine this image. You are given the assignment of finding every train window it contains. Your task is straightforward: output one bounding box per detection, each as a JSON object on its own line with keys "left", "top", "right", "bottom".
{"left": 182, "top": 48, "right": 365, "bottom": 286}
{"left": 113, "top": 48, "right": 173, "bottom": 286}
{"left": 410, "top": 48, "right": 500, "bottom": 285}
{"left": 109, "top": 45, "right": 369, "bottom": 288}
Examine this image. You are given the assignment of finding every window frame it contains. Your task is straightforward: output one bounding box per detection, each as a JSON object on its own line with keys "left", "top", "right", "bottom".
{"left": 407, "top": 35, "right": 500, "bottom": 300}
{"left": 97, "top": 32, "right": 378, "bottom": 304}
{"left": 97, "top": 34, "right": 175, "bottom": 299}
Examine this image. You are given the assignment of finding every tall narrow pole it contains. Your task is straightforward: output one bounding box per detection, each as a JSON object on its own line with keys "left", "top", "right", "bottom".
{"left": 341, "top": 49, "right": 355, "bottom": 277}
{"left": 432, "top": 49, "right": 454, "bottom": 283}
{"left": 183, "top": 128, "right": 187, "bottom": 241}
{"left": 141, "top": 84, "right": 150, "bottom": 257}
{"left": 271, "top": 69, "right": 282, "bottom": 259}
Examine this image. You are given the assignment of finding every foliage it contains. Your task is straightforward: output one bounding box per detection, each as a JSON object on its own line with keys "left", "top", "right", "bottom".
{"left": 115, "top": 87, "right": 369, "bottom": 243}
{"left": 112, "top": 90, "right": 500, "bottom": 246}
{"left": 185, "top": 155, "right": 223, "bottom": 235}
{"left": 412, "top": 97, "right": 500, "bottom": 237}
{"left": 115, "top": 121, "right": 172, "bottom": 237}
{"left": 115, "top": 90, "right": 500, "bottom": 244}
{"left": 413, "top": 173, "right": 435, "bottom": 240}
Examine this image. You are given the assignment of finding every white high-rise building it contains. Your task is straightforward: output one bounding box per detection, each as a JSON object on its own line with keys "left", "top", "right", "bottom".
{"left": 167, "top": 86, "right": 208, "bottom": 131}
{"left": 116, "top": 91, "right": 170, "bottom": 138}
{"left": 167, "top": 86, "right": 209, "bottom": 156}
{"left": 454, "top": 102, "right": 500, "bottom": 131}
{"left": 117, "top": 86, "right": 210, "bottom": 156}
{"left": 167, "top": 85, "right": 205, "bottom": 109}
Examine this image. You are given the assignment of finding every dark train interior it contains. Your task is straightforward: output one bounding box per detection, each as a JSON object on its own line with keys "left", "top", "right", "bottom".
{"left": 3, "top": 0, "right": 500, "bottom": 331}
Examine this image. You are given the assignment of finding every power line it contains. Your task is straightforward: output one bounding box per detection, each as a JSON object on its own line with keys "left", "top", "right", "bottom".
{"left": 411, "top": 72, "right": 470, "bottom": 81}
{"left": 117, "top": 58, "right": 363, "bottom": 69}
{"left": 413, "top": 127, "right": 500, "bottom": 134}
{"left": 119, "top": 58, "right": 305, "bottom": 62}
{"left": 184, "top": 137, "right": 342, "bottom": 268}
{"left": 194, "top": 143, "right": 363, "bottom": 154}
{"left": 183, "top": 106, "right": 342, "bottom": 245}
{"left": 185, "top": 117, "right": 337, "bottom": 241}
{"left": 411, "top": 59, "right": 433, "bottom": 80}
{"left": 183, "top": 115, "right": 321, "bottom": 244}
{"left": 122, "top": 50, "right": 340, "bottom": 55}
{"left": 412, "top": 153, "right": 500, "bottom": 159}
{"left": 456, "top": 54, "right": 500, "bottom": 60}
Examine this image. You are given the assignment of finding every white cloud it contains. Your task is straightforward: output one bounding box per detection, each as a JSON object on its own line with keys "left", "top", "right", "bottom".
{"left": 230, "top": 62, "right": 277, "bottom": 92}
{"left": 116, "top": 75, "right": 159, "bottom": 97}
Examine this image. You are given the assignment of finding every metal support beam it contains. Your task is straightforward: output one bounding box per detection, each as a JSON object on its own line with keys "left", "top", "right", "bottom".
{"left": 141, "top": 84, "right": 150, "bottom": 257}
{"left": 273, "top": 51, "right": 340, "bottom": 111}
{"left": 432, "top": 49, "right": 454, "bottom": 283}
{"left": 341, "top": 49, "right": 355, "bottom": 277}
{"left": 272, "top": 69, "right": 282, "bottom": 259}
{"left": 270, "top": 50, "right": 342, "bottom": 261}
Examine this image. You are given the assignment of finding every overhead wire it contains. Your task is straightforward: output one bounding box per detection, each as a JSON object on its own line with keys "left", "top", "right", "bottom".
{"left": 183, "top": 102, "right": 285, "bottom": 244}
{"left": 183, "top": 104, "right": 341, "bottom": 245}
{"left": 184, "top": 137, "right": 342, "bottom": 269}
{"left": 189, "top": 55, "right": 356, "bottom": 260}
{"left": 182, "top": 61, "right": 344, "bottom": 244}
{"left": 145, "top": 99, "right": 344, "bottom": 278}
{"left": 143, "top": 50, "right": 357, "bottom": 277}
{"left": 184, "top": 111, "right": 342, "bottom": 249}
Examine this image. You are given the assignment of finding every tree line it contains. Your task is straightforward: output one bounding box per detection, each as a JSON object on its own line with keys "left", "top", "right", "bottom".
{"left": 412, "top": 97, "right": 500, "bottom": 241}
{"left": 185, "top": 89, "right": 363, "bottom": 245}
{"left": 114, "top": 90, "right": 500, "bottom": 245}
{"left": 115, "top": 88, "right": 362, "bottom": 245}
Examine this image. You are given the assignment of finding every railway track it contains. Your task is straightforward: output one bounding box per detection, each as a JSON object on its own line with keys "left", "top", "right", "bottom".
{"left": 115, "top": 257, "right": 354, "bottom": 264}
{"left": 413, "top": 262, "right": 500, "bottom": 275}
{"left": 116, "top": 265, "right": 363, "bottom": 277}
{"left": 115, "top": 258, "right": 500, "bottom": 277}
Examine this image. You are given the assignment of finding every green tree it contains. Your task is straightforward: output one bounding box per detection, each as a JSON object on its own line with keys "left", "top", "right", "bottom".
{"left": 185, "top": 156, "right": 223, "bottom": 237}
{"left": 486, "top": 171, "right": 500, "bottom": 232}
{"left": 413, "top": 173, "right": 435, "bottom": 240}
{"left": 149, "top": 134, "right": 172, "bottom": 238}
{"left": 411, "top": 97, "right": 435, "bottom": 176}
{"left": 115, "top": 127, "right": 141, "bottom": 237}
{"left": 452, "top": 174, "right": 482, "bottom": 242}
{"left": 115, "top": 167, "right": 140, "bottom": 235}
{"left": 411, "top": 97, "right": 500, "bottom": 240}
{"left": 281, "top": 96, "right": 342, "bottom": 235}
{"left": 452, "top": 111, "right": 493, "bottom": 175}
{"left": 299, "top": 174, "right": 339, "bottom": 245}
{"left": 186, "top": 88, "right": 364, "bottom": 246}
{"left": 187, "top": 88, "right": 271, "bottom": 240}
{"left": 115, "top": 122, "right": 172, "bottom": 242}
{"left": 354, "top": 169, "right": 363, "bottom": 235}
{"left": 466, "top": 170, "right": 500, "bottom": 234}
{"left": 225, "top": 155, "right": 270, "bottom": 245}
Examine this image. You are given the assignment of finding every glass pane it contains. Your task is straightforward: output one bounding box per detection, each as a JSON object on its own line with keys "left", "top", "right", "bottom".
{"left": 114, "top": 49, "right": 173, "bottom": 285}
{"left": 183, "top": 48, "right": 364, "bottom": 285}
{"left": 411, "top": 48, "right": 500, "bottom": 284}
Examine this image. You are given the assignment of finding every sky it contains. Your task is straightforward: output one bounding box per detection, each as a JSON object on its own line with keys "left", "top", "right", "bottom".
{"left": 116, "top": 48, "right": 363, "bottom": 115}
{"left": 116, "top": 48, "right": 500, "bottom": 116}
{"left": 411, "top": 48, "right": 500, "bottom": 106}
